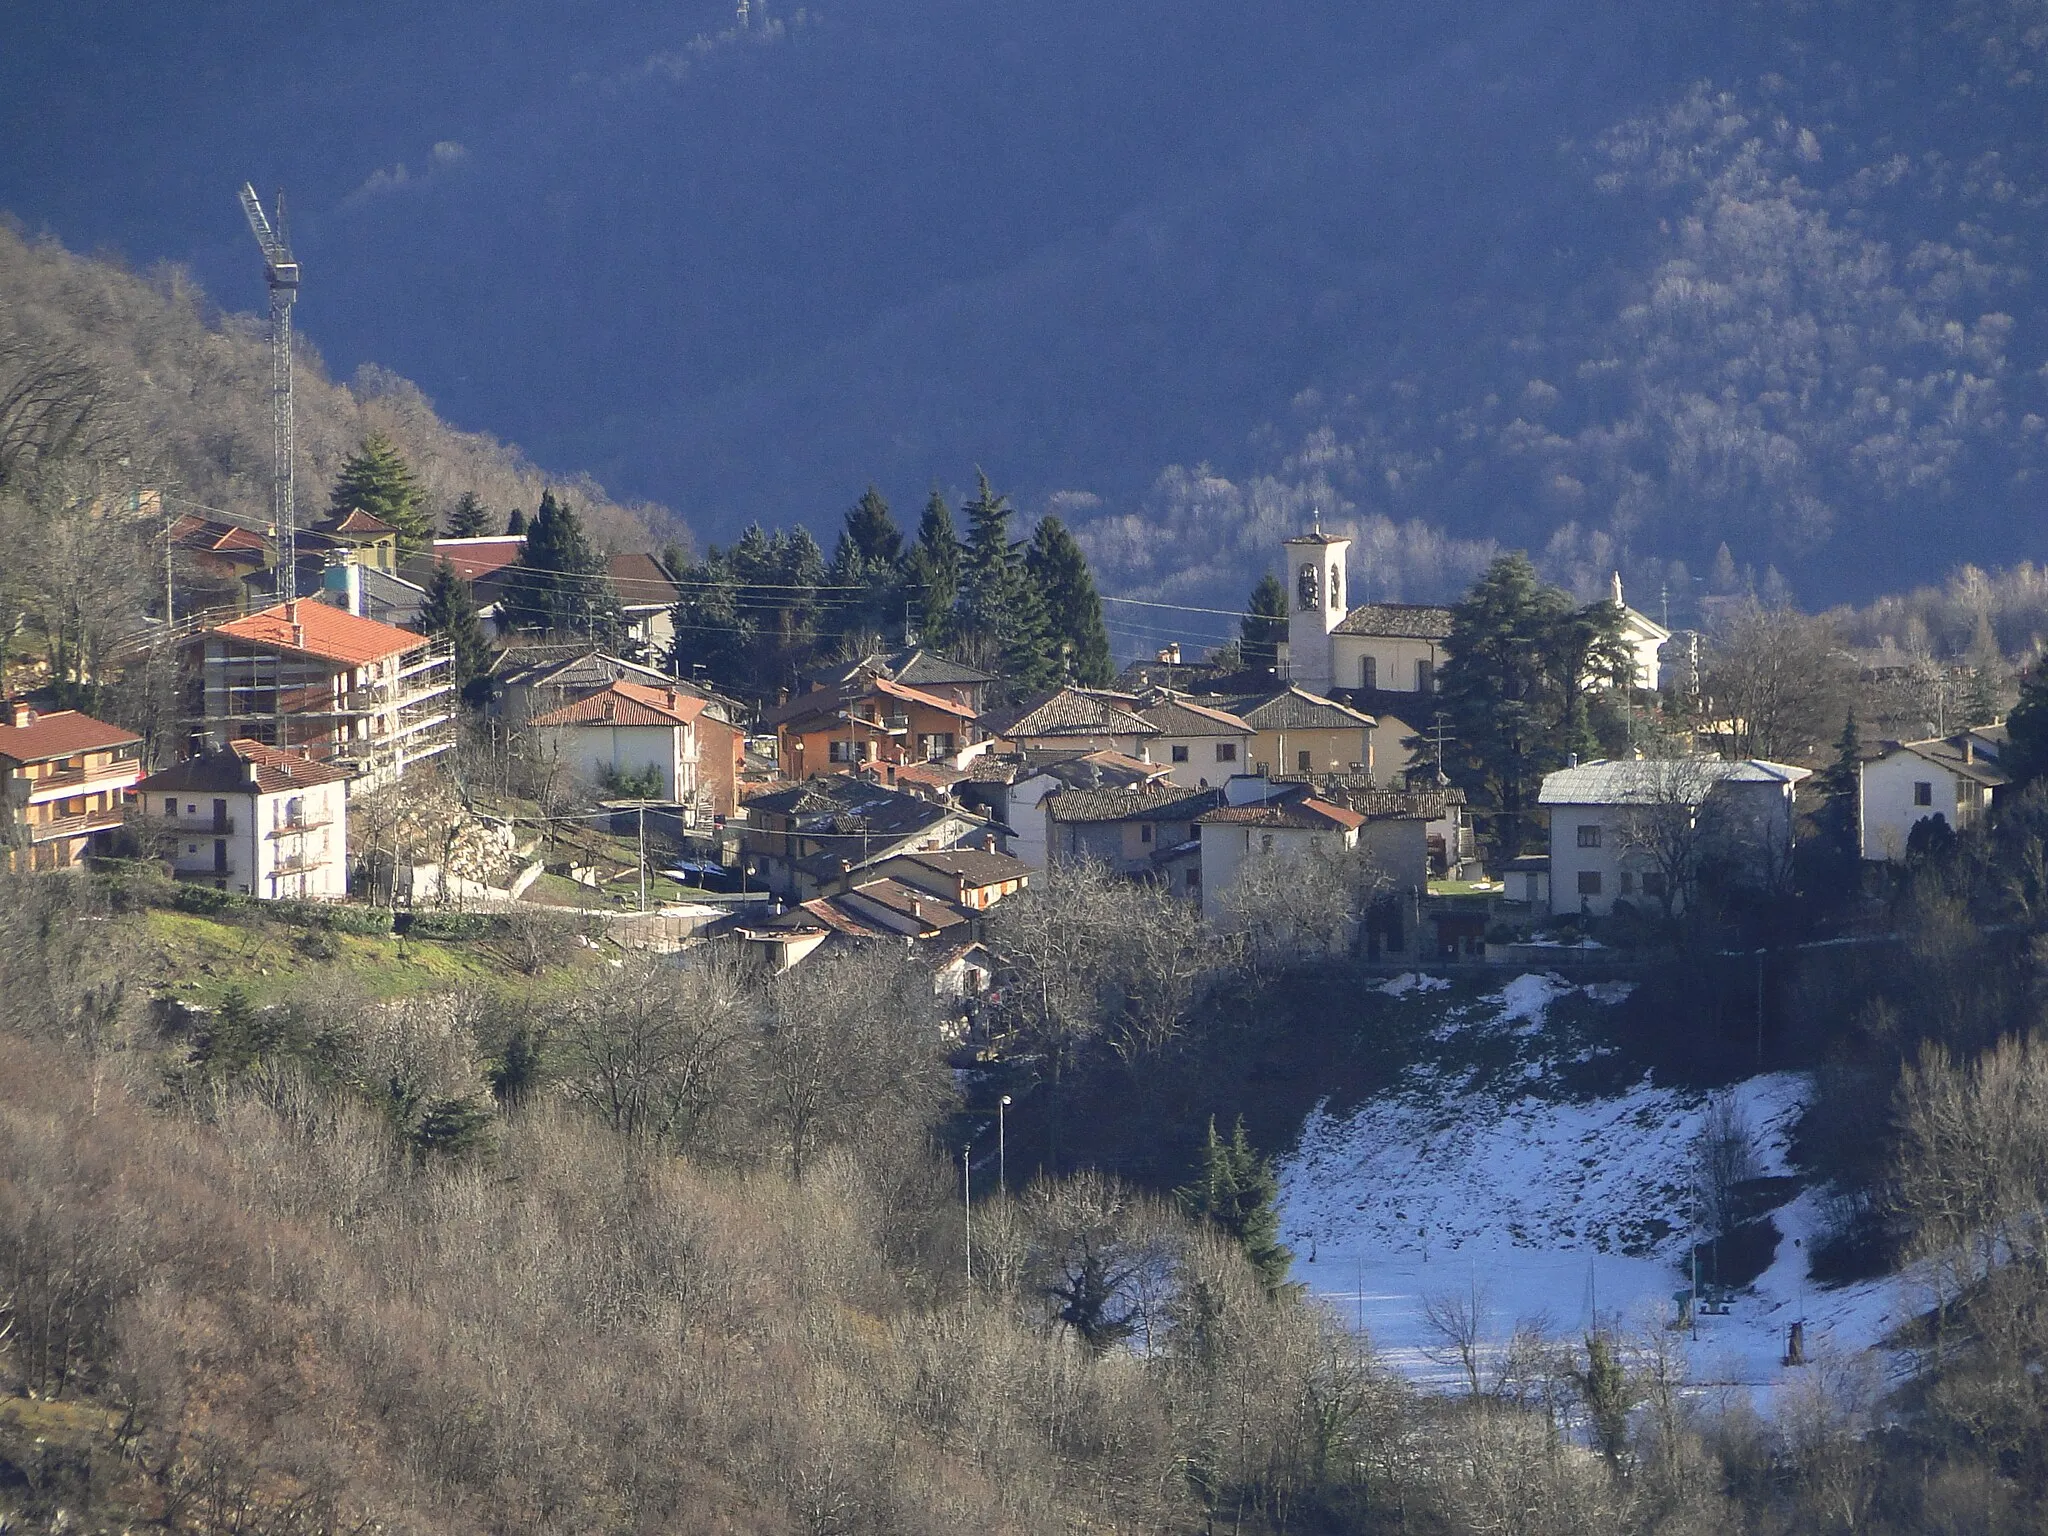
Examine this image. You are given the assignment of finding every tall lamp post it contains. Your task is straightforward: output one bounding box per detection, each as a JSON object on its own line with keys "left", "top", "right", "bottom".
{"left": 962, "top": 1144, "right": 972, "bottom": 1282}
{"left": 998, "top": 1094, "right": 1012, "bottom": 1197}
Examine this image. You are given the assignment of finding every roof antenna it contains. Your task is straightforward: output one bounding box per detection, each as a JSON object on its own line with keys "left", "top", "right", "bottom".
{"left": 1311, "top": 507, "right": 1322, "bottom": 535}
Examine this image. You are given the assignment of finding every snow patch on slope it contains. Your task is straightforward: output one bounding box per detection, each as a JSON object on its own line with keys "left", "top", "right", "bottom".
{"left": 1279, "top": 973, "right": 1909, "bottom": 1410}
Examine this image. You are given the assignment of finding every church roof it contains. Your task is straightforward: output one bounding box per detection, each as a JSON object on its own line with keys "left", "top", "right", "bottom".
{"left": 1332, "top": 604, "right": 1456, "bottom": 640}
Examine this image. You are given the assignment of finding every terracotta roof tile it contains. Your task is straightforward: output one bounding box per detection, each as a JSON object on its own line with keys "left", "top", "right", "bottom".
{"left": 205, "top": 601, "right": 426, "bottom": 666}
{"left": 0, "top": 709, "right": 141, "bottom": 764}
{"left": 529, "top": 679, "right": 707, "bottom": 728}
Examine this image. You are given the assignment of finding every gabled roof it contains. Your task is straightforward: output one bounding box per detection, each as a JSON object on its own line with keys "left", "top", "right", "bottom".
{"left": 981, "top": 687, "right": 1158, "bottom": 740}
{"left": 316, "top": 508, "right": 399, "bottom": 538}
{"left": 891, "top": 848, "right": 1033, "bottom": 887}
{"left": 606, "top": 552, "right": 684, "bottom": 609}
{"left": 747, "top": 778, "right": 971, "bottom": 842}
{"left": 1198, "top": 797, "right": 1364, "bottom": 831}
{"left": 1332, "top": 603, "right": 1456, "bottom": 640}
{"left": 1137, "top": 694, "right": 1252, "bottom": 736}
{"left": 1046, "top": 783, "right": 1224, "bottom": 824}
{"left": 0, "top": 709, "right": 141, "bottom": 764}
{"left": 203, "top": 601, "right": 427, "bottom": 667}
{"left": 139, "top": 739, "right": 351, "bottom": 796}
{"left": 891, "top": 648, "right": 996, "bottom": 689}
{"left": 1537, "top": 758, "right": 1812, "bottom": 807}
{"left": 1882, "top": 735, "right": 2010, "bottom": 789}
{"left": 839, "top": 877, "right": 973, "bottom": 933}
{"left": 528, "top": 679, "right": 707, "bottom": 728}
{"left": 763, "top": 673, "right": 977, "bottom": 730}
{"left": 1225, "top": 685, "right": 1376, "bottom": 732}
{"left": 430, "top": 536, "right": 526, "bottom": 581}
{"left": 171, "top": 514, "right": 271, "bottom": 559}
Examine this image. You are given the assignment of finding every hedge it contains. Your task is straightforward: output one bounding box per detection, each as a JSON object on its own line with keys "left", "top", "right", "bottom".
{"left": 404, "top": 910, "right": 497, "bottom": 942}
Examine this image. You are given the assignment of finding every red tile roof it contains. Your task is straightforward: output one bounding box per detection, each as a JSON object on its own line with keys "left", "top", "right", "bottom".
{"left": 872, "top": 675, "right": 978, "bottom": 719}
{"left": 0, "top": 709, "right": 141, "bottom": 764}
{"left": 431, "top": 536, "right": 526, "bottom": 581}
{"left": 1198, "top": 797, "right": 1364, "bottom": 831}
{"left": 320, "top": 508, "right": 399, "bottom": 537}
{"left": 205, "top": 601, "right": 426, "bottom": 666}
{"left": 605, "top": 552, "right": 684, "bottom": 608}
{"left": 528, "top": 679, "right": 707, "bottom": 728}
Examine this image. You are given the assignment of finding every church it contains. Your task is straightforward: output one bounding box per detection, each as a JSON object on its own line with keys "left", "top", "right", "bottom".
{"left": 1276, "top": 524, "right": 1670, "bottom": 702}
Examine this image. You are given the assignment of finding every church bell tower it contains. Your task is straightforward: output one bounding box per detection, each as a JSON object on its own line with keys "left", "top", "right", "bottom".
{"left": 1282, "top": 517, "right": 1350, "bottom": 695}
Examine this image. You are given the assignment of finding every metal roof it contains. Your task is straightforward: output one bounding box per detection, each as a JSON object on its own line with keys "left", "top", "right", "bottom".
{"left": 1537, "top": 758, "right": 1811, "bottom": 806}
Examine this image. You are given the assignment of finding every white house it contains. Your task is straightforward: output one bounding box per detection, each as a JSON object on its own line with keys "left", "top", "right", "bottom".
{"left": 1537, "top": 757, "right": 1810, "bottom": 917}
{"left": 1194, "top": 793, "right": 1364, "bottom": 923}
{"left": 1133, "top": 693, "right": 1255, "bottom": 788}
{"left": 137, "top": 740, "right": 351, "bottom": 900}
{"left": 1859, "top": 726, "right": 2008, "bottom": 861}
{"left": 528, "top": 679, "right": 707, "bottom": 803}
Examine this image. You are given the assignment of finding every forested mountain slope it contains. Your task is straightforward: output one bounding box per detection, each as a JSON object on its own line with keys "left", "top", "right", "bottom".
{"left": 0, "top": 224, "right": 671, "bottom": 551}
{"left": 6, "top": 1, "right": 2048, "bottom": 608}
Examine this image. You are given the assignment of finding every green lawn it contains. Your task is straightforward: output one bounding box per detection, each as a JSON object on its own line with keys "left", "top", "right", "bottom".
{"left": 142, "top": 907, "right": 565, "bottom": 1008}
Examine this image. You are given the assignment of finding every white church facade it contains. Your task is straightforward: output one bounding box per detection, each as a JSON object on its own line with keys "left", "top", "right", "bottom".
{"left": 1277, "top": 526, "right": 1669, "bottom": 700}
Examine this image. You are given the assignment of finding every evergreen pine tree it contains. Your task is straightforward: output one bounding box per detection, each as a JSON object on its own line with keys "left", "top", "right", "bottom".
{"left": 957, "top": 471, "right": 1058, "bottom": 696}
{"left": 329, "top": 432, "right": 430, "bottom": 550}
{"left": 1178, "top": 1116, "right": 1293, "bottom": 1294}
{"left": 906, "top": 490, "right": 961, "bottom": 646}
{"left": 505, "top": 507, "right": 527, "bottom": 536}
{"left": 420, "top": 559, "right": 494, "bottom": 705}
{"left": 1025, "top": 516, "right": 1113, "bottom": 686}
{"left": 1964, "top": 667, "right": 2002, "bottom": 728}
{"left": 2006, "top": 662, "right": 2048, "bottom": 787}
{"left": 445, "top": 491, "right": 492, "bottom": 538}
{"left": 1241, "top": 573, "right": 1289, "bottom": 677}
{"left": 1437, "top": 553, "right": 1575, "bottom": 861}
{"left": 504, "top": 490, "right": 624, "bottom": 641}
{"left": 1814, "top": 712, "right": 1860, "bottom": 859}
{"left": 826, "top": 486, "right": 907, "bottom": 648}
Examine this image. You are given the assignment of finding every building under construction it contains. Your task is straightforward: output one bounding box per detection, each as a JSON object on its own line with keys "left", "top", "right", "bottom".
{"left": 184, "top": 600, "right": 454, "bottom": 791}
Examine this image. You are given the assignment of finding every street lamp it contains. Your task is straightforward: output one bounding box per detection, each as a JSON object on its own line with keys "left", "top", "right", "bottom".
{"left": 962, "top": 1143, "right": 972, "bottom": 1282}
{"left": 998, "top": 1094, "right": 1012, "bottom": 1197}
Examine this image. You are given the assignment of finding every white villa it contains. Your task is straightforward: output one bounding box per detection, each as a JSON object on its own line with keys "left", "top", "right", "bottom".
{"left": 137, "top": 740, "right": 351, "bottom": 900}
{"left": 1537, "top": 757, "right": 1809, "bottom": 916}
{"left": 1859, "top": 726, "right": 2008, "bottom": 861}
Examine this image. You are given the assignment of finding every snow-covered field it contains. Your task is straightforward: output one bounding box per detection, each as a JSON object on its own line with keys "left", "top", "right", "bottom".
{"left": 1278, "top": 973, "right": 1910, "bottom": 1412}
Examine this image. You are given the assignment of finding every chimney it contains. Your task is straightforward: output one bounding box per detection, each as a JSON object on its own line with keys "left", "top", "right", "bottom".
{"left": 911, "top": 896, "right": 924, "bottom": 924}
{"left": 1963, "top": 736, "right": 1975, "bottom": 764}
{"left": 983, "top": 832, "right": 996, "bottom": 852}
{"left": 1568, "top": 753, "right": 1579, "bottom": 769}
{"left": 8, "top": 700, "right": 34, "bottom": 727}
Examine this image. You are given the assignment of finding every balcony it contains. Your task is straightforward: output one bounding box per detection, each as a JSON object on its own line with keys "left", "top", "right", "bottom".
{"left": 267, "top": 815, "right": 333, "bottom": 839}
{"left": 169, "top": 816, "right": 237, "bottom": 835}
{"left": 28, "top": 807, "right": 126, "bottom": 843}
{"left": 12, "top": 761, "right": 141, "bottom": 803}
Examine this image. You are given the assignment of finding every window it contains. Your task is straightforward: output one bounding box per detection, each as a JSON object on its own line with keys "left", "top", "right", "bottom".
{"left": 1297, "top": 749, "right": 1313, "bottom": 773}
{"left": 1215, "top": 742, "right": 1237, "bottom": 763}
{"left": 1140, "top": 823, "right": 1154, "bottom": 844}
{"left": 1619, "top": 872, "right": 1635, "bottom": 895}
{"left": 164, "top": 798, "right": 178, "bottom": 817}
{"left": 1171, "top": 744, "right": 1190, "bottom": 763}
{"left": 1261, "top": 834, "right": 1275, "bottom": 855}
{"left": 1576, "top": 824, "right": 1602, "bottom": 848}
{"left": 1578, "top": 871, "right": 1602, "bottom": 895}
{"left": 1360, "top": 656, "right": 1377, "bottom": 690}
{"left": 1416, "top": 659, "right": 1435, "bottom": 693}
{"left": 1913, "top": 781, "right": 1933, "bottom": 806}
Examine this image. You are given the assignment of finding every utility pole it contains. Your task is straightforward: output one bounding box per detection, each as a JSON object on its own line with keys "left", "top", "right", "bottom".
{"left": 638, "top": 801, "right": 648, "bottom": 913}
{"left": 962, "top": 1144, "right": 972, "bottom": 1282}
{"left": 998, "top": 1094, "right": 1011, "bottom": 1197}
{"left": 238, "top": 184, "right": 300, "bottom": 603}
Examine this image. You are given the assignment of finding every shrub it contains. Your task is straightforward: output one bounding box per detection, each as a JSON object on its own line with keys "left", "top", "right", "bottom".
{"left": 406, "top": 910, "right": 496, "bottom": 942}
{"left": 173, "top": 884, "right": 253, "bottom": 918}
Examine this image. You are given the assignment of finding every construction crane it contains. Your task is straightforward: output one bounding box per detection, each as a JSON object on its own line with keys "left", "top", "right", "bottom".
{"left": 238, "top": 183, "right": 300, "bottom": 602}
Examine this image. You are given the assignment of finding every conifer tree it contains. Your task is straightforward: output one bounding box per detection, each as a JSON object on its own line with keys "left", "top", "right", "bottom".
{"left": 2007, "top": 663, "right": 2048, "bottom": 788}
{"left": 1241, "top": 573, "right": 1289, "bottom": 677}
{"left": 1178, "top": 1116, "right": 1292, "bottom": 1294}
{"left": 445, "top": 491, "right": 492, "bottom": 538}
{"left": 420, "top": 559, "right": 493, "bottom": 704}
{"left": 906, "top": 490, "right": 960, "bottom": 646}
{"left": 329, "top": 432, "right": 430, "bottom": 550}
{"left": 957, "top": 471, "right": 1058, "bottom": 696}
{"left": 1026, "top": 516, "right": 1112, "bottom": 686}
{"left": 504, "top": 490, "right": 624, "bottom": 641}
{"left": 827, "top": 486, "right": 906, "bottom": 648}
{"left": 505, "top": 507, "right": 527, "bottom": 536}
{"left": 1964, "top": 667, "right": 2002, "bottom": 728}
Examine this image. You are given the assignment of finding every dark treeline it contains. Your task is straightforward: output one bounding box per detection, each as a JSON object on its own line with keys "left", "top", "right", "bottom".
{"left": 670, "top": 471, "right": 1111, "bottom": 703}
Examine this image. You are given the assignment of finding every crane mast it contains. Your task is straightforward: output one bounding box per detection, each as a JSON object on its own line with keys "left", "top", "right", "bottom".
{"left": 239, "top": 183, "right": 300, "bottom": 602}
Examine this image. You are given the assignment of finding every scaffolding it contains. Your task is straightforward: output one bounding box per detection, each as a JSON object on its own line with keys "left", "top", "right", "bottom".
{"left": 192, "top": 638, "right": 456, "bottom": 789}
